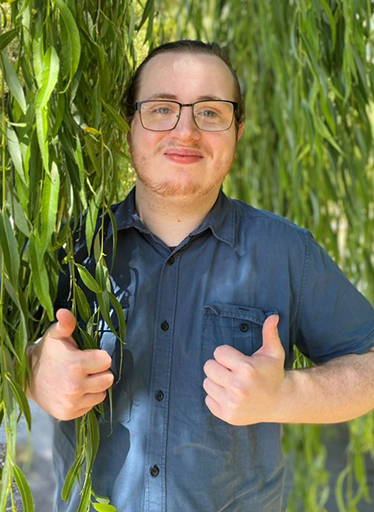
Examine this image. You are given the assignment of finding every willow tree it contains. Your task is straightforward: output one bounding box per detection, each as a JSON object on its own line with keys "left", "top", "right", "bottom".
{"left": 1, "top": 0, "right": 374, "bottom": 511}
{"left": 163, "top": 0, "right": 374, "bottom": 510}
{"left": 0, "top": 1, "right": 159, "bottom": 510}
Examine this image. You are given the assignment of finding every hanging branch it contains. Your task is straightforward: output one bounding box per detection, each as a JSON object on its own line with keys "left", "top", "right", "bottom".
{"left": 0, "top": 1, "right": 163, "bottom": 510}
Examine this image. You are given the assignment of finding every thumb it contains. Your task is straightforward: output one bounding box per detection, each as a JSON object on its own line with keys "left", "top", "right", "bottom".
{"left": 46, "top": 308, "right": 77, "bottom": 345}
{"left": 258, "top": 315, "right": 284, "bottom": 360}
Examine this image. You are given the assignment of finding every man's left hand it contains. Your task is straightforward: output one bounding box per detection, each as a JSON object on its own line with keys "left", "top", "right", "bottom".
{"left": 203, "top": 315, "right": 286, "bottom": 425}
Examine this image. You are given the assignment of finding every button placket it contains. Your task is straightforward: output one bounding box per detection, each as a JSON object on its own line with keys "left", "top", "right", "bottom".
{"left": 145, "top": 252, "right": 179, "bottom": 511}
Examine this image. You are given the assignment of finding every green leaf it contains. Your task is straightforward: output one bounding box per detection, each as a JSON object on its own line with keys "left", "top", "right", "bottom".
{"left": 29, "top": 234, "right": 54, "bottom": 320}
{"left": 39, "top": 161, "right": 60, "bottom": 254}
{"left": 138, "top": 0, "right": 154, "bottom": 30}
{"left": 96, "top": 289, "right": 117, "bottom": 335}
{"left": 0, "top": 210, "right": 20, "bottom": 284}
{"left": 0, "top": 456, "right": 11, "bottom": 511}
{"left": 319, "top": 0, "right": 336, "bottom": 50}
{"left": 35, "top": 46, "right": 60, "bottom": 110}
{"left": 108, "top": 292, "right": 126, "bottom": 345}
{"left": 85, "top": 187, "right": 103, "bottom": 255}
{"left": 79, "top": 328, "right": 97, "bottom": 350}
{"left": 35, "top": 106, "right": 49, "bottom": 172}
{"left": 92, "top": 492, "right": 110, "bottom": 504}
{"left": 32, "top": 35, "right": 44, "bottom": 88}
{"left": 76, "top": 476, "right": 92, "bottom": 512}
{"left": 107, "top": 209, "right": 117, "bottom": 274}
{"left": 75, "top": 285, "right": 92, "bottom": 323}
{"left": 76, "top": 263, "right": 102, "bottom": 294}
{"left": 102, "top": 101, "right": 129, "bottom": 133}
{"left": 93, "top": 504, "right": 117, "bottom": 512}
{"left": 55, "top": 0, "right": 81, "bottom": 80}
{"left": 61, "top": 453, "right": 84, "bottom": 502}
{"left": 5, "top": 123, "right": 26, "bottom": 184}
{"left": 0, "top": 28, "right": 17, "bottom": 50}
{"left": 74, "top": 135, "right": 88, "bottom": 209}
{"left": 51, "top": 91, "right": 66, "bottom": 138}
{"left": 1, "top": 54, "right": 27, "bottom": 114}
{"left": 12, "top": 464, "right": 35, "bottom": 512}
{"left": 86, "top": 410, "right": 100, "bottom": 475}
{"left": 5, "top": 373, "right": 32, "bottom": 430}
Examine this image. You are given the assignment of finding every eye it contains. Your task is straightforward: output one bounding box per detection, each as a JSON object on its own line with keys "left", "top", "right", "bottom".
{"left": 152, "top": 106, "right": 172, "bottom": 115}
{"left": 202, "top": 110, "right": 218, "bottom": 118}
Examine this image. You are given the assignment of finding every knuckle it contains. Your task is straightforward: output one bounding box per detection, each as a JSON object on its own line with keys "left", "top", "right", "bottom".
{"left": 64, "top": 379, "right": 81, "bottom": 396}
{"left": 231, "top": 378, "right": 249, "bottom": 399}
{"left": 68, "top": 359, "right": 84, "bottom": 376}
{"left": 213, "top": 345, "right": 227, "bottom": 359}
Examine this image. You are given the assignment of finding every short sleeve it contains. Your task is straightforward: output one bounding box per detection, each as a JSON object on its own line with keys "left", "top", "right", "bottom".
{"left": 296, "top": 232, "right": 374, "bottom": 364}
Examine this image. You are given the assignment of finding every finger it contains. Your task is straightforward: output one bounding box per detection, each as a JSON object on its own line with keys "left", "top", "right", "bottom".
{"left": 205, "top": 394, "right": 225, "bottom": 421}
{"left": 78, "top": 349, "right": 113, "bottom": 375}
{"left": 257, "top": 315, "right": 284, "bottom": 359}
{"left": 47, "top": 308, "right": 77, "bottom": 342}
{"left": 204, "top": 358, "right": 234, "bottom": 387}
{"left": 84, "top": 370, "right": 114, "bottom": 393}
{"left": 80, "top": 390, "right": 107, "bottom": 409}
{"left": 213, "top": 344, "right": 248, "bottom": 371}
{"left": 203, "top": 377, "right": 227, "bottom": 404}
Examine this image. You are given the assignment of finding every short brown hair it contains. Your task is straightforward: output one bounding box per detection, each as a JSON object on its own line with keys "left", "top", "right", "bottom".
{"left": 124, "top": 40, "right": 245, "bottom": 128}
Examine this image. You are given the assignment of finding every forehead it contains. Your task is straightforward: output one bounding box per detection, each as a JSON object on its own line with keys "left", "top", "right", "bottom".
{"left": 137, "top": 52, "right": 236, "bottom": 102}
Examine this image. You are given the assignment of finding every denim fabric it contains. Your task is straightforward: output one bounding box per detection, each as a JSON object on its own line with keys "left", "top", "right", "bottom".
{"left": 53, "top": 188, "right": 374, "bottom": 512}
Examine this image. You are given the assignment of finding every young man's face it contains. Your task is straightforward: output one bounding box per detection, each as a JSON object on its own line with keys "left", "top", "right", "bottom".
{"left": 128, "top": 52, "right": 244, "bottom": 200}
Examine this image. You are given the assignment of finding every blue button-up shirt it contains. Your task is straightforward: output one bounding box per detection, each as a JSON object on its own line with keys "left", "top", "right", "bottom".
{"left": 53, "top": 188, "right": 374, "bottom": 512}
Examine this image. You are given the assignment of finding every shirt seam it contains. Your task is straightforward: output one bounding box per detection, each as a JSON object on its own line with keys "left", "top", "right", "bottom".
{"left": 295, "top": 231, "right": 310, "bottom": 345}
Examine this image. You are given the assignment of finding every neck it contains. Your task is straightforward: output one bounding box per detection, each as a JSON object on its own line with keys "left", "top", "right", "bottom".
{"left": 135, "top": 181, "right": 220, "bottom": 247}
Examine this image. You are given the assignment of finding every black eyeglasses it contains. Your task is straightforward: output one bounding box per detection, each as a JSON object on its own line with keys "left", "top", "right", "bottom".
{"left": 135, "top": 100, "right": 238, "bottom": 132}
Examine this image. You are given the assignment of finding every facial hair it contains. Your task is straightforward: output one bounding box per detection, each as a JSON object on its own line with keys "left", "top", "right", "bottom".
{"left": 130, "top": 138, "right": 239, "bottom": 199}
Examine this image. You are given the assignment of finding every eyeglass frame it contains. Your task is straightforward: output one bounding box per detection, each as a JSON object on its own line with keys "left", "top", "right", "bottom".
{"left": 134, "top": 99, "right": 239, "bottom": 132}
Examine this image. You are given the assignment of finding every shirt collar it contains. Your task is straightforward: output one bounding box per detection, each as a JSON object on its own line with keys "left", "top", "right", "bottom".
{"left": 107, "top": 187, "right": 236, "bottom": 247}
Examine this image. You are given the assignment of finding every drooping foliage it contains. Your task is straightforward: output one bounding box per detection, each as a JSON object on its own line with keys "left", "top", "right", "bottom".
{"left": 0, "top": 0, "right": 373, "bottom": 511}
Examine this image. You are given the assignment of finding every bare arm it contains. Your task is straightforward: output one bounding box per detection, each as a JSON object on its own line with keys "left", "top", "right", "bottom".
{"left": 275, "top": 347, "right": 374, "bottom": 424}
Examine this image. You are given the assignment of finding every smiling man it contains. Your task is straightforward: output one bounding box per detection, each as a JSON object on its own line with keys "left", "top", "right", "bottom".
{"left": 27, "top": 40, "right": 374, "bottom": 512}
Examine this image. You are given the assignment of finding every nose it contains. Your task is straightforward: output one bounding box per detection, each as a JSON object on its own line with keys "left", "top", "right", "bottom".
{"left": 171, "top": 105, "right": 201, "bottom": 141}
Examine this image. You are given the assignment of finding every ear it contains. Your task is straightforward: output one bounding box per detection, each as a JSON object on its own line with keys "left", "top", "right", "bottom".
{"left": 237, "top": 123, "right": 245, "bottom": 141}
{"left": 127, "top": 130, "right": 132, "bottom": 154}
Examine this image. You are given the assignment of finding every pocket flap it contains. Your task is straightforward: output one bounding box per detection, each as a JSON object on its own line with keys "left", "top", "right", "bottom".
{"left": 203, "top": 304, "right": 278, "bottom": 326}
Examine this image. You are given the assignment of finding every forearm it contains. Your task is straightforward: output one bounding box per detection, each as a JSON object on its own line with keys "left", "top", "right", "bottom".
{"left": 274, "top": 350, "right": 374, "bottom": 424}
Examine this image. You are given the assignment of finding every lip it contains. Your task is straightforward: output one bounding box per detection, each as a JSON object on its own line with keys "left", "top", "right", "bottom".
{"left": 164, "top": 148, "right": 204, "bottom": 164}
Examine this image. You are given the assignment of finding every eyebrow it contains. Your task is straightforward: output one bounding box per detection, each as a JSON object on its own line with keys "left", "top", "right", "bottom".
{"left": 146, "top": 93, "right": 225, "bottom": 102}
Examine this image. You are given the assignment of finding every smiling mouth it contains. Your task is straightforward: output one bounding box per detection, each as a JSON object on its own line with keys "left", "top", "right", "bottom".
{"left": 164, "top": 149, "right": 204, "bottom": 164}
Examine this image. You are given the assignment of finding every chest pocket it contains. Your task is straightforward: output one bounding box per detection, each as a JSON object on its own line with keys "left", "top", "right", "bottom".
{"left": 202, "top": 304, "right": 278, "bottom": 363}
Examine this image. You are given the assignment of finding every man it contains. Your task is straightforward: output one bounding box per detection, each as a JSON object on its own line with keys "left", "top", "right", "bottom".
{"left": 27, "top": 40, "right": 374, "bottom": 511}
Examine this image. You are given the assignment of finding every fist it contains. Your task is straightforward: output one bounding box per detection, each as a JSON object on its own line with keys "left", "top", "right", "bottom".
{"left": 27, "top": 309, "right": 114, "bottom": 421}
{"left": 203, "top": 315, "right": 286, "bottom": 426}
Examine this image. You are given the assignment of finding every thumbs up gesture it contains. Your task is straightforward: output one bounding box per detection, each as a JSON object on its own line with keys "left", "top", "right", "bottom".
{"left": 27, "top": 309, "right": 114, "bottom": 421}
{"left": 203, "top": 315, "right": 286, "bottom": 426}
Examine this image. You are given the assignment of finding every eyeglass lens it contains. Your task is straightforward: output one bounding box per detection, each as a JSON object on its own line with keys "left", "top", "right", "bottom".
{"left": 139, "top": 101, "right": 234, "bottom": 132}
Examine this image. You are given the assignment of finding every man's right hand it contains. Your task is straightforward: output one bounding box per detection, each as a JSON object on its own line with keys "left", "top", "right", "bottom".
{"left": 27, "top": 308, "right": 114, "bottom": 421}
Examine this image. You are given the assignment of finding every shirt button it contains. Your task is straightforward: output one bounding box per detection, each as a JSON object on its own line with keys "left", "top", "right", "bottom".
{"left": 150, "top": 465, "right": 160, "bottom": 477}
{"left": 240, "top": 323, "right": 249, "bottom": 332}
{"left": 155, "top": 390, "right": 164, "bottom": 402}
{"left": 161, "top": 321, "right": 169, "bottom": 331}
{"left": 167, "top": 256, "right": 175, "bottom": 265}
